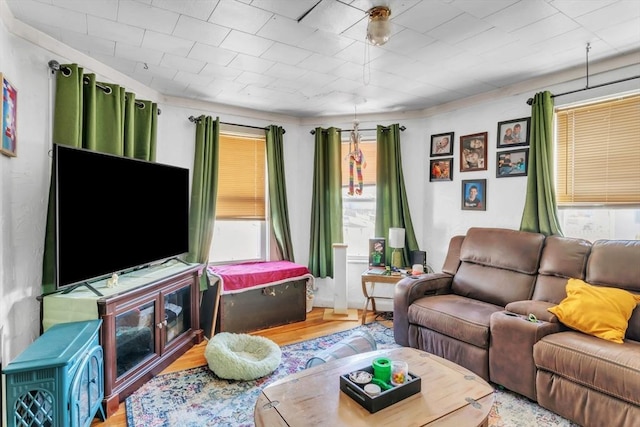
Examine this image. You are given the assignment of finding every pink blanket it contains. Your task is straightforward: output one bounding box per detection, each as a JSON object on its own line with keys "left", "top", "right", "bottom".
{"left": 207, "top": 261, "right": 313, "bottom": 294}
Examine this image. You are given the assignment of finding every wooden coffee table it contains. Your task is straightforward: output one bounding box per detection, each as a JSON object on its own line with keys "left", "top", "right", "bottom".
{"left": 254, "top": 347, "right": 494, "bottom": 426}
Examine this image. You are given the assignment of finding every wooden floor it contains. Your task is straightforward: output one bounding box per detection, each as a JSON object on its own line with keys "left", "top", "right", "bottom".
{"left": 91, "top": 308, "right": 386, "bottom": 426}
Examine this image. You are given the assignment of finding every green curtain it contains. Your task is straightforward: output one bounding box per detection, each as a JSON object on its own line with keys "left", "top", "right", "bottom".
{"left": 520, "top": 91, "right": 563, "bottom": 236}
{"left": 266, "top": 125, "right": 295, "bottom": 261}
{"left": 308, "top": 127, "right": 343, "bottom": 278}
{"left": 375, "top": 124, "right": 419, "bottom": 266}
{"left": 41, "top": 63, "right": 158, "bottom": 294}
{"left": 185, "top": 116, "right": 220, "bottom": 291}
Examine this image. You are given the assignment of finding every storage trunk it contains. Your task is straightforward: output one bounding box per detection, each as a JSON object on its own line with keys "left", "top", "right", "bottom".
{"left": 216, "top": 279, "right": 306, "bottom": 333}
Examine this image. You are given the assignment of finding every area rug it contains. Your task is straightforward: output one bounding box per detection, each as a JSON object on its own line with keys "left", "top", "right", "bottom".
{"left": 126, "top": 322, "right": 577, "bottom": 426}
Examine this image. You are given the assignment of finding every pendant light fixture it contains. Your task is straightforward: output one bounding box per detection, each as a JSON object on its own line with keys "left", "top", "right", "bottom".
{"left": 366, "top": 6, "right": 391, "bottom": 46}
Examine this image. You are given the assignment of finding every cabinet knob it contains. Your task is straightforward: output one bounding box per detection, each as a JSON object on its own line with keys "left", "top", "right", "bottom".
{"left": 157, "top": 320, "right": 168, "bottom": 329}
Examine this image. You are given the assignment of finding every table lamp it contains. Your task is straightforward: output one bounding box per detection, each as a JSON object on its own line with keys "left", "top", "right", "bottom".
{"left": 388, "top": 227, "right": 405, "bottom": 269}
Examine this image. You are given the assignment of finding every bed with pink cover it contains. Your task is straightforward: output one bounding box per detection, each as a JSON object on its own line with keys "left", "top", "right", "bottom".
{"left": 206, "top": 261, "right": 314, "bottom": 333}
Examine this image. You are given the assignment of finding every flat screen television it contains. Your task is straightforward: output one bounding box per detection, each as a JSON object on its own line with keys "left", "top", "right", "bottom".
{"left": 53, "top": 144, "right": 190, "bottom": 291}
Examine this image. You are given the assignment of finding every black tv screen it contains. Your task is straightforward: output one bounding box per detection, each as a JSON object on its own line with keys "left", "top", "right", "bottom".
{"left": 54, "top": 144, "right": 190, "bottom": 289}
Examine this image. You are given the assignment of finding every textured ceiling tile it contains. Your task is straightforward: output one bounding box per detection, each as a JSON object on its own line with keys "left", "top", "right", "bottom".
{"left": 173, "top": 15, "right": 230, "bottom": 47}
{"left": 117, "top": 0, "right": 180, "bottom": 34}
{"left": 50, "top": 0, "right": 118, "bottom": 19}
{"left": 298, "top": 0, "right": 366, "bottom": 34}
{"left": 9, "top": 0, "right": 87, "bottom": 33}
{"left": 6, "top": 0, "right": 639, "bottom": 117}
{"left": 115, "top": 42, "right": 164, "bottom": 65}
{"left": 142, "top": 31, "right": 194, "bottom": 56}
{"left": 227, "top": 53, "right": 275, "bottom": 73}
{"left": 160, "top": 53, "right": 206, "bottom": 74}
{"left": 87, "top": 15, "right": 144, "bottom": 45}
{"left": 208, "top": 0, "right": 273, "bottom": 34}
{"left": 188, "top": 43, "right": 237, "bottom": 66}
{"left": 296, "top": 29, "right": 356, "bottom": 57}
{"left": 261, "top": 42, "right": 314, "bottom": 66}
{"left": 220, "top": 31, "right": 274, "bottom": 57}
{"left": 297, "top": 53, "right": 346, "bottom": 74}
{"left": 258, "top": 15, "right": 317, "bottom": 44}
{"left": 250, "top": 0, "right": 321, "bottom": 20}
{"left": 150, "top": 0, "right": 219, "bottom": 20}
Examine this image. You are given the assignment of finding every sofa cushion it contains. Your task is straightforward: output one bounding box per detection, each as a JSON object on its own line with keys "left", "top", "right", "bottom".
{"left": 460, "top": 227, "right": 545, "bottom": 274}
{"left": 587, "top": 240, "right": 640, "bottom": 292}
{"left": 534, "top": 331, "right": 640, "bottom": 406}
{"left": 407, "top": 294, "right": 502, "bottom": 348}
{"left": 453, "top": 263, "right": 537, "bottom": 307}
{"left": 548, "top": 278, "right": 640, "bottom": 343}
{"left": 533, "top": 235, "right": 591, "bottom": 304}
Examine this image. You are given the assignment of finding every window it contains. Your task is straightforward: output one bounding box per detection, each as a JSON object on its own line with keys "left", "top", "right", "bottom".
{"left": 555, "top": 93, "right": 640, "bottom": 240}
{"left": 208, "top": 132, "right": 267, "bottom": 263}
{"left": 341, "top": 138, "right": 377, "bottom": 257}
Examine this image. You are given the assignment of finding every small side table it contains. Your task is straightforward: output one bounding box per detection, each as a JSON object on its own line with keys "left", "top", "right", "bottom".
{"left": 361, "top": 271, "right": 404, "bottom": 324}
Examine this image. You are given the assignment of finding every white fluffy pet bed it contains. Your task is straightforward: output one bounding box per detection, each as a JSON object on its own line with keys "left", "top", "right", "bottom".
{"left": 204, "top": 332, "right": 282, "bottom": 380}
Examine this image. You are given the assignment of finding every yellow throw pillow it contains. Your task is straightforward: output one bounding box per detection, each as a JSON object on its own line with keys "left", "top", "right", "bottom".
{"left": 548, "top": 278, "right": 640, "bottom": 343}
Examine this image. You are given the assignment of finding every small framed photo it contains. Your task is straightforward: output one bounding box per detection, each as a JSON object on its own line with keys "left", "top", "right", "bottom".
{"left": 497, "top": 117, "right": 530, "bottom": 148}
{"left": 430, "top": 132, "right": 454, "bottom": 157}
{"left": 462, "top": 179, "right": 486, "bottom": 211}
{"left": 430, "top": 158, "right": 453, "bottom": 181}
{"left": 460, "top": 132, "right": 487, "bottom": 172}
{"left": 0, "top": 74, "right": 17, "bottom": 157}
{"left": 368, "top": 238, "right": 386, "bottom": 267}
{"left": 497, "top": 148, "right": 529, "bottom": 178}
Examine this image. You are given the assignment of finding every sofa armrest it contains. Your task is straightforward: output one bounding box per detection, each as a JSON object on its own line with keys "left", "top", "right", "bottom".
{"left": 489, "top": 310, "right": 565, "bottom": 400}
{"left": 393, "top": 273, "right": 453, "bottom": 346}
{"left": 505, "top": 300, "right": 560, "bottom": 323}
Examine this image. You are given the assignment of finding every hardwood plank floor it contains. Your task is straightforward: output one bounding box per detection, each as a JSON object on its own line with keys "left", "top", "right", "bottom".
{"left": 91, "top": 308, "right": 387, "bottom": 426}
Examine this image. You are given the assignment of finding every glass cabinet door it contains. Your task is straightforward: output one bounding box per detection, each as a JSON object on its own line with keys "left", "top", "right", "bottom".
{"left": 164, "top": 285, "right": 192, "bottom": 345}
{"left": 114, "top": 300, "right": 155, "bottom": 377}
{"left": 70, "top": 345, "right": 104, "bottom": 427}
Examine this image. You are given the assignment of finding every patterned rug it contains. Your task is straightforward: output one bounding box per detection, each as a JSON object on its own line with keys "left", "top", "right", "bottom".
{"left": 126, "top": 322, "right": 577, "bottom": 426}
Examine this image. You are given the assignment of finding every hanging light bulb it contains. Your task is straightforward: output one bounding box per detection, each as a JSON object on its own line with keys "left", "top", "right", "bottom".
{"left": 366, "top": 6, "right": 391, "bottom": 46}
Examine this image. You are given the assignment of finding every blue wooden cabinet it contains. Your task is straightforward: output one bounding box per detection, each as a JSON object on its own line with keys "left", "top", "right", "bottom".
{"left": 2, "top": 319, "right": 105, "bottom": 427}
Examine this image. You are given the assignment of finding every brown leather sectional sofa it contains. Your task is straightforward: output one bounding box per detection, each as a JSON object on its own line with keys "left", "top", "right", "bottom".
{"left": 394, "top": 227, "right": 640, "bottom": 427}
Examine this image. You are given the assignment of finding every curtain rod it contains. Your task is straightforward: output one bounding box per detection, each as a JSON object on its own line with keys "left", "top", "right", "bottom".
{"left": 48, "top": 60, "right": 161, "bottom": 115}
{"left": 309, "top": 125, "right": 406, "bottom": 135}
{"left": 188, "top": 116, "right": 285, "bottom": 134}
{"left": 526, "top": 75, "right": 640, "bottom": 105}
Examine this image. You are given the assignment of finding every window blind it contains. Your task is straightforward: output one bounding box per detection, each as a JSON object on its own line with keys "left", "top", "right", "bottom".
{"left": 216, "top": 134, "right": 266, "bottom": 219}
{"left": 556, "top": 93, "right": 640, "bottom": 206}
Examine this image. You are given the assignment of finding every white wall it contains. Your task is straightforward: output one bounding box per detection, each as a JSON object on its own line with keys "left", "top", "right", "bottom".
{"left": 0, "top": 20, "right": 64, "bottom": 363}
{"left": 1, "top": 3, "right": 638, "bottom": 361}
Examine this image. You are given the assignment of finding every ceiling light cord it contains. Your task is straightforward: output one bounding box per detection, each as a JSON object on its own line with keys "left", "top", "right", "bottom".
{"left": 363, "top": 42, "right": 371, "bottom": 85}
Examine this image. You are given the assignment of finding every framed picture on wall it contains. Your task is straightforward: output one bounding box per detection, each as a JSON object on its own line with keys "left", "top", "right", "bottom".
{"left": 497, "top": 148, "right": 529, "bottom": 178}
{"left": 0, "top": 74, "right": 17, "bottom": 157}
{"left": 429, "top": 158, "right": 453, "bottom": 181}
{"left": 460, "top": 132, "right": 487, "bottom": 172}
{"left": 497, "top": 117, "right": 530, "bottom": 148}
{"left": 430, "top": 132, "right": 454, "bottom": 157}
{"left": 461, "top": 179, "right": 486, "bottom": 210}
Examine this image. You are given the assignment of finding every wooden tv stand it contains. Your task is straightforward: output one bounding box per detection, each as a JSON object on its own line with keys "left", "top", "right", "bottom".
{"left": 42, "top": 261, "right": 204, "bottom": 418}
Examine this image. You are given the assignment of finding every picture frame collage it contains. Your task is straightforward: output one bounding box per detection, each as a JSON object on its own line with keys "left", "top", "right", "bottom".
{"left": 429, "top": 116, "right": 531, "bottom": 211}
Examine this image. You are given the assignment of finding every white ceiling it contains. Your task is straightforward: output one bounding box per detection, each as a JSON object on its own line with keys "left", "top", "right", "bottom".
{"left": 6, "top": 0, "right": 640, "bottom": 118}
